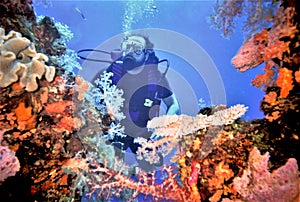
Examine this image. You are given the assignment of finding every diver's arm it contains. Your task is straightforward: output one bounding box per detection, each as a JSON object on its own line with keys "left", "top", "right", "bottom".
{"left": 163, "top": 94, "right": 181, "bottom": 115}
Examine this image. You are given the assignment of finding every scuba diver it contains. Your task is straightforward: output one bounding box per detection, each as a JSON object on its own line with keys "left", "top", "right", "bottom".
{"left": 81, "top": 34, "right": 181, "bottom": 171}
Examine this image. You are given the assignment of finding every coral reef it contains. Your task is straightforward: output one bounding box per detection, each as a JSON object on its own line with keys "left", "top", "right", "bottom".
{"left": 135, "top": 104, "right": 248, "bottom": 164}
{"left": 0, "top": 49, "right": 181, "bottom": 201}
{"left": 233, "top": 147, "right": 299, "bottom": 202}
{"left": 0, "top": 0, "right": 36, "bottom": 40}
{"left": 33, "top": 16, "right": 67, "bottom": 56}
{"left": 176, "top": 119, "right": 254, "bottom": 202}
{"left": 0, "top": 1, "right": 298, "bottom": 202}
{"left": 0, "top": 28, "right": 55, "bottom": 92}
{"left": 232, "top": 6, "right": 297, "bottom": 72}
{"left": 0, "top": 72, "right": 82, "bottom": 200}
{"left": 208, "top": 0, "right": 280, "bottom": 38}
{"left": 0, "top": 145, "right": 20, "bottom": 182}
{"left": 63, "top": 153, "right": 189, "bottom": 201}
{"left": 231, "top": 0, "right": 300, "bottom": 165}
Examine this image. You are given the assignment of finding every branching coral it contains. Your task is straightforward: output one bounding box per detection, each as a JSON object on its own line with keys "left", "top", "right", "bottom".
{"left": 209, "top": 0, "right": 280, "bottom": 38}
{"left": 52, "top": 49, "right": 82, "bottom": 76}
{"left": 0, "top": 28, "right": 55, "bottom": 92}
{"left": 62, "top": 153, "right": 189, "bottom": 201}
{"left": 233, "top": 147, "right": 299, "bottom": 202}
{"left": 92, "top": 71, "right": 125, "bottom": 122}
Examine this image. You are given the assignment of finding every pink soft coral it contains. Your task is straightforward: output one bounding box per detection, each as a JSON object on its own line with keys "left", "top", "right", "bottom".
{"left": 0, "top": 146, "right": 20, "bottom": 182}
{"left": 233, "top": 147, "right": 299, "bottom": 202}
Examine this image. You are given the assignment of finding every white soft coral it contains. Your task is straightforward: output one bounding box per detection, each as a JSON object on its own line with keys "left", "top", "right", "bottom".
{"left": 93, "top": 71, "right": 125, "bottom": 121}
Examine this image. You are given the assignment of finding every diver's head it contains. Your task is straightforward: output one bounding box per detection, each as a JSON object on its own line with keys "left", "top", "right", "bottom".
{"left": 121, "top": 35, "right": 149, "bottom": 71}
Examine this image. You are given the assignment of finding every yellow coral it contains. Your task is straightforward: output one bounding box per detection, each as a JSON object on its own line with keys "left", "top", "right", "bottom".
{"left": 190, "top": 183, "right": 201, "bottom": 202}
{"left": 0, "top": 28, "right": 55, "bottom": 91}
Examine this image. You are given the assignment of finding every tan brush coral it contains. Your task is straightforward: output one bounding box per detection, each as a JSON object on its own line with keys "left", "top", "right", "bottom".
{"left": 0, "top": 28, "right": 55, "bottom": 92}
{"left": 136, "top": 104, "right": 248, "bottom": 164}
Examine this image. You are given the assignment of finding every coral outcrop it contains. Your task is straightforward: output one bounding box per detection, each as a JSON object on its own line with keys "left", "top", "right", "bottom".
{"left": 0, "top": 0, "right": 36, "bottom": 39}
{"left": 176, "top": 118, "right": 255, "bottom": 201}
{"left": 33, "top": 16, "right": 67, "bottom": 56}
{"left": 233, "top": 147, "right": 299, "bottom": 202}
{"left": 231, "top": 0, "right": 300, "bottom": 165}
{"left": 0, "top": 145, "right": 20, "bottom": 182}
{"left": 232, "top": 6, "right": 298, "bottom": 72}
{"left": 0, "top": 28, "right": 55, "bottom": 92}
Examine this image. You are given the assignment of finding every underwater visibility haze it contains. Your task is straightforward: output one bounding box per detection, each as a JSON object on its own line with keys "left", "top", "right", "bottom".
{"left": 0, "top": 0, "right": 299, "bottom": 202}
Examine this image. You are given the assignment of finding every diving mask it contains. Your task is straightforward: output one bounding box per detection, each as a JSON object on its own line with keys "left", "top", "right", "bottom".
{"left": 121, "top": 36, "right": 146, "bottom": 55}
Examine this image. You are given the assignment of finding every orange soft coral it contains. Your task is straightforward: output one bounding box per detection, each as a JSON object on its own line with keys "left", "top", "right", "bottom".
{"left": 44, "top": 100, "right": 74, "bottom": 115}
{"left": 56, "top": 116, "right": 82, "bottom": 132}
{"left": 276, "top": 67, "right": 294, "bottom": 98}
{"left": 251, "top": 68, "right": 275, "bottom": 89}
{"left": 14, "top": 102, "right": 36, "bottom": 130}
{"left": 266, "top": 111, "right": 280, "bottom": 122}
{"left": 263, "top": 91, "right": 278, "bottom": 106}
{"left": 263, "top": 39, "right": 290, "bottom": 61}
{"left": 295, "top": 68, "right": 300, "bottom": 83}
{"left": 207, "top": 161, "right": 235, "bottom": 202}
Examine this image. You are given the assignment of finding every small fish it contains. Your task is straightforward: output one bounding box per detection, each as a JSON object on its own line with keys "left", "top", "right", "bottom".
{"left": 75, "top": 7, "right": 86, "bottom": 20}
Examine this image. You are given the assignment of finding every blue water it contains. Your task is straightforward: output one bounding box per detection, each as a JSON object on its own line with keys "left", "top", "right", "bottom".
{"left": 34, "top": 0, "right": 265, "bottom": 120}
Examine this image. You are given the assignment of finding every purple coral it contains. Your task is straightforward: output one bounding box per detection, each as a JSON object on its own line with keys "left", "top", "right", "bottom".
{"left": 233, "top": 147, "right": 299, "bottom": 202}
{"left": 0, "top": 145, "right": 20, "bottom": 182}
